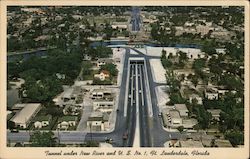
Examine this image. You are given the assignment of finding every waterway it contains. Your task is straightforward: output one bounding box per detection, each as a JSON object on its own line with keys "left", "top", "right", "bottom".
{"left": 7, "top": 41, "right": 201, "bottom": 62}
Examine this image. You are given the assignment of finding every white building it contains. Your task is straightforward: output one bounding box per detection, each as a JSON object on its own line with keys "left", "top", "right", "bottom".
{"left": 93, "top": 99, "right": 114, "bottom": 112}
{"left": 189, "top": 94, "right": 203, "bottom": 105}
{"left": 91, "top": 89, "right": 112, "bottom": 99}
{"left": 33, "top": 115, "right": 52, "bottom": 129}
{"left": 205, "top": 88, "right": 219, "bottom": 100}
{"left": 87, "top": 112, "right": 110, "bottom": 131}
{"left": 57, "top": 116, "right": 77, "bottom": 130}
{"left": 10, "top": 103, "right": 42, "bottom": 128}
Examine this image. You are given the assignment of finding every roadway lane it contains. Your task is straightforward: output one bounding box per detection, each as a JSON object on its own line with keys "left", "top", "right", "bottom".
{"left": 138, "top": 63, "right": 151, "bottom": 147}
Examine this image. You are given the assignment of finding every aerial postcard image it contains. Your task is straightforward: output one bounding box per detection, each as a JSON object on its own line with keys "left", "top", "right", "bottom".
{"left": 0, "top": 0, "right": 249, "bottom": 159}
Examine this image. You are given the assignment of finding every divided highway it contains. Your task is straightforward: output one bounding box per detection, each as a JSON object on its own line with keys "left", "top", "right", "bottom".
{"left": 7, "top": 47, "right": 181, "bottom": 147}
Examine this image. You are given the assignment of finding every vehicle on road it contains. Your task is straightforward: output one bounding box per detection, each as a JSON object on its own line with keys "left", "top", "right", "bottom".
{"left": 123, "top": 131, "right": 128, "bottom": 140}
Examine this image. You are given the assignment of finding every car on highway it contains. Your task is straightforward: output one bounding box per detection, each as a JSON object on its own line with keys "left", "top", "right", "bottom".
{"left": 139, "top": 90, "right": 142, "bottom": 93}
{"left": 123, "top": 131, "right": 128, "bottom": 140}
{"left": 105, "top": 137, "right": 113, "bottom": 143}
{"left": 129, "top": 94, "right": 131, "bottom": 98}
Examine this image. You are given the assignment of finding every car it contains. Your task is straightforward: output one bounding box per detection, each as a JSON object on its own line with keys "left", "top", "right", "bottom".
{"left": 139, "top": 90, "right": 142, "bottom": 93}
{"left": 158, "top": 112, "right": 162, "bottom": 116}
{"left": 133, "top": 100, "right": 136, "bottom": 104}
{"left": 123, "top": 132, "right": 128, "bottom": 140}
{"left": 128, "top": 94, "right": 131, "bottom": 98}
{"left": 105, "top": 137, "right": 113, "bottom": 143}
{"left": 11, "top": 129, "right": 19, "bottom": 133}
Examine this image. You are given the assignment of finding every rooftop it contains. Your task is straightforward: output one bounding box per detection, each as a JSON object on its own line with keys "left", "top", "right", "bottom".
{"left": 11, "top": 103, "right": 41, "bottom": 124}
{"left": 174, "top": 104, "right": 188, "bottom": 111}
{"left": 169, "top": 110, "right": 181, "bottom": 119}
{"left": 88, "top": 112, "right": 109, "bottom": 121}
{"left": 207, "top": 109, "right": 222, "bottom": 116}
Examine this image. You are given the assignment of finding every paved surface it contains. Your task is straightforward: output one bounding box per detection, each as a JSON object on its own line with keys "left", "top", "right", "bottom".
{"left": 7, "top": 47, "right": 181, "bottom": 147}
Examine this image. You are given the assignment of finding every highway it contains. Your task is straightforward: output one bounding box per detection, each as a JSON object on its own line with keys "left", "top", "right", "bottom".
{"left": 131, "top": 7, "right": 141, "bottom": 31}
{"left": 7, "top": 47, "right": 182, "bottom": 147}
{"left": 137, "top": 62, "right": 151, "bottom": 147}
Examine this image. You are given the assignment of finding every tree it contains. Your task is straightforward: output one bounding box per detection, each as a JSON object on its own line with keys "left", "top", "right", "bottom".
{"left": 100, "top": 63, "right": 118, "bottom": 77}
{"left": 30, "top": 131, "right": 57, "bottom": 147}
{"left": 225, "top": 131, "right": 244, "bottom": 146}
{"left": 7, "top": 120, "right": 16, "bottom": 130}
{"left": 178, "top": 51, "right": 188, "bottom": 62}
{"left": 193, "top": 58, "right": 206, "bottom": 72}
{"left": 177, "top": 126, "right": 184, "bottom": 133}
{"left": 193, "top": 106, "right": 211, "bottom": 129}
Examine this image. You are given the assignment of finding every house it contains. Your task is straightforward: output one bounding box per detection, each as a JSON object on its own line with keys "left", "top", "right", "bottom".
{"left": 10, "top": 103, "right": 42, "bottom": 129}
{"left": 94, "top": 70, "right": 110, "bottom": 81}
{"left": 174, "top": 104, "right": 189, "bottom": 117}
{"left": 182, "top": 119, "right": 198, "bottom": 130}
{"left": 87, "top": 111, "right": 110, "bottom": 131}
{"left": 57, "top": 116, "right": 77, "bottom": 130}
{"left": 33, "top": 115, "right": 52, "bottom": 129}
{"left": 63, "top": 104, "right": 82, "bottom": 115}
{"left": 207, "top": 109, "right": 222, "bottom": 121}
{"left": 83, "top": 54, "right": 92, "bottom": 61}
{"left": 91, "top": 89, "right": 112, "bottom": 99}
{"left": 111, "top": 24, "right": 128, "bottom": 30}
{"left": 96, "top": 58, "right": 114, "bottom": 68}
{"left": 93, "top": 99, "right": 114, "bottom": 112}
{"left": 189, "top": 94, "right": 203, "bottom": 105}
{"left": 205, "top": 88, "right": 219, "bottom": 100}
{"left": 173, "top": 69, "right": 195, "bottom": 78}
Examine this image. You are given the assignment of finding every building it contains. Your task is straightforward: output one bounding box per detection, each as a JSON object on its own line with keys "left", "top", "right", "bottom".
{"left": 93, "top": 99, "right": 114, "bottom": 112}
{"left": 207, "top": 109, "right": 222, "bottom": 121}
{"left": 87, "top": 111, "right": 110, "bottom": 131}
{"left": 162, "top": 110, "right": 182, "bottom": 128}
{"left": 57, "top": 116, "right": 77, "bottom": 130}
{"left": 33, "top": 115, "right": 52, "bottom": 129}
{"left": 196, "top": 25, "right": 213, "bottom": 36}
{"left": 173, "top": 69, "right": 195, "bottom": 78}
{"left": 94, "top": 70, "right": 110, "bottom": 81}
{"left": 111, "top": 24, "right": 128, "bottom": 30}
{"left": 91, "top": 89, "right": 112, "bottom": 100}
{"left": 10, "top": 103, "right": 42, "bottom": 128}
{"left": 189, "top": 94, "right": 203, "bottom": 105}
{"left": 96, "top": 58, "right": 114, "bottom": 68}
{"left": 205, "top": 88, "right": 219, "bottom": 100}
{"left": 174, "top": 104, "right": 189, "bottom": 117}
